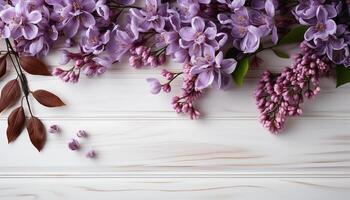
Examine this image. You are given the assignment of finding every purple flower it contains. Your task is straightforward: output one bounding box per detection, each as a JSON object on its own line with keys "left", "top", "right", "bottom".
{"left": 294, "top": 1, "right": 337, "bottom": 25}
{"left": 81, "top": 27, "right": 110, "bottom": 55}
{"left": 77, "top": 130, "right": 88, "bottom": 138}
{"left": 106, "top": 24, "right": 139, "bottom": 61}
{"left": 49, "top": 125, "right": 60, "bottom": 134}
{"left": 179, "top": 17, "right": 221, "bottom": 58}
{"left": 86, "top": 150, "right": 97, "bottom": 158}
{"left": 249, "top": 0, "right": 278, "bottom": 44}
{"left": 177, "top": 0, "right": 200, "bottom": 23}
{"left": 60, "top": 0, "right": 96, "bottom": 38}
{"left": 304, "top": 6, "right": 337, "bottom": 42}
{"left": 190, "top": 46, "right": 237, "bottom": 90}
{"left": 96, "top": 0, "right": 110, "bottom": 20}
{"left": 0, "top": 1, "right": 42, "bottom": 40}
{"left": 146, "top": 78, "right": 162, "bottom": 94}
{"left": 218, "top": 7, "right": 262, "bottom": 53}
{"left": 130, "top": 0, "right": 166, "bottom": 32}
{"left": 68, "top": 139, "right": 80, "bottom": 150}
{"left": 217, "top": 0, "right": 245, "bottom": 10}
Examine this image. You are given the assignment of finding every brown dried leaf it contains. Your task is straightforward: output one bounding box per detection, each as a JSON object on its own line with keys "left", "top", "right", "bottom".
{"left": 19, "top": 56, "right": 51, "bottom": 76}
{"left": 7, "top": 106, "right": 25, "bottom": 143}
{"left": 0, "top": 54, "right": 7, "bottom": 78}
{"left": 0, "top": 79, "right": 21, "bottom": 112}
{"left": 32, "top": 90, "right": 65, "bottom": 107}
{"left": 27, "top": 116, "right": 46, "bottom": 151}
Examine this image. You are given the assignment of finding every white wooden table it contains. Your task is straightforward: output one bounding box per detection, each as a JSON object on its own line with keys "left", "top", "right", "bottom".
{"left": 1, "top": 48, "right": 350, "bottom": 199}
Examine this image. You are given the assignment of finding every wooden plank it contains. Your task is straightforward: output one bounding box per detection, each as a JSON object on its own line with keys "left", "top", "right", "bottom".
{"left": 0, "top": 177, "right": 349, "bottom": 200}
{"left": 0, "top": 119, "right": 349, "bottom": 175}
{"left": 0, "top": 70, "right": 348, "bottom": 119}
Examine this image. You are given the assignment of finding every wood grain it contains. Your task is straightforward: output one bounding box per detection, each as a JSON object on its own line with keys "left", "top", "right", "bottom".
{"left": 0, "top": 119, "right": 349, "bottom": 175}
{"left": 0, "top": 45, "right": 349, "bottom": 198}
{"left": 0, "top": 177, "right": 349, "bottom": 200}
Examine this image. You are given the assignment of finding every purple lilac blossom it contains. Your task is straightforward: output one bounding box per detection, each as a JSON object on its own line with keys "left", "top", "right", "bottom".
{"left": 68, "top": 139, "right": 80, "bottom": 150}
{"left": 0, "top": 1, "right": 42, "bottom": 40}
{"left": 255, "top": 42, "right": 332, "bottom": 133}
{"left": 190, "top": 46, "right": 237, "bottom": 90}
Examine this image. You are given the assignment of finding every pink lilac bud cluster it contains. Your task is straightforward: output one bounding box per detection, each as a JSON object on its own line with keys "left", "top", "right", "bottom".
{"left": 129, "top": 45, "right": 166, "bottom": 68}
{"left": 52, "top": 51, "right": 109, "bottom": 83}
{"left": 171, "top": 63, "right": 203, "bottom": 119}
{"left": 255, "top": 42, "right": 333, "bottom": 133}
{"left": 146, "top": 63, "right": 203, "bottom": 119}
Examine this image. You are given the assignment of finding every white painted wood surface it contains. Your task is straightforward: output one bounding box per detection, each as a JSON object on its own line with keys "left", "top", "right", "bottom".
{"left": 0, "top": 47, "right": 350, "bottom": 199}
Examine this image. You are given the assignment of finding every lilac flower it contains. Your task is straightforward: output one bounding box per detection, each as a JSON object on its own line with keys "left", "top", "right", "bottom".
{"left": 218, "top": 7, "right": 262, "bottom": 53}
{"left": 249, "top": 0, "right": 278, "bottom": 43}
{"left": 179, "top": 17, "right": 221, "bottom": 57}
{"left": 68, "top": 139, "right": 80, "bottom": 150}
{"left": 0, "top": 1, "right": 42, "bottom": 40}
{"left": 60, "top": 0, "right": 96, "bottom": 38}
{"left": 130, "top": 0, "right": 166, "bottom": 32}
{"left": 294, "top": 0, "right": 337, "bottom": 25}
{"left": 190, "top": 46, "right": 237, "bottom": 90}
{"left": 172, "top": 63, "right": 203, "bottom": 119}
{"left": 255, "top": 42, "right": 332, "bottom": 133}
{"left": 96, "top": 0, "right": 110, "bottom": 20}
{"left": 77, "top": 130, "right": 88, "bottom": 138}
{"left": 49, "top": 125, "right": 60, "bottom": 134}
{"left": 304, "top": 6, "right": 337, "bottom": 42}
{"left": 86, "top": 150, "right": 97, "bottom": 158}
{"left": 106, "top": 24, "right": 139, "bottom": 61}
{"left": 177, "top": 0, "right": 200, "bottom": 23}
{"left": 146, "top": 78, "right": 162, "bottom": 94}
{"left": 81, "top": 27, "right": 110, "bottom": 55}
{"left": 217, "top": 0, "right": 245, "bottom": 10}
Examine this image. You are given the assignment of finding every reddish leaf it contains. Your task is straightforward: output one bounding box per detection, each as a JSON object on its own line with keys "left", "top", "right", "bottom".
{"left": 0, "top": 54, "right": 7, "bottom": 78}
{"left": 0, "top": 79, "right": 21, "bottom": 112}
{"left": 27, "top": 116, "right": 46, "bottom": 151}
{"left": 7, "top": 106, "right": 25, "bottom": 143}
{"left": 32, "top": 90, "right": 65, "bottom": 107}
{"left": 19, "top": 56, "right": 51, "bottom": 76}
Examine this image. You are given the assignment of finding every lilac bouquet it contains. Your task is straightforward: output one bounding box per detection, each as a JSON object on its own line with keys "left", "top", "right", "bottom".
{"left": 0, "top": 0, "right": 350, "bottom": 141}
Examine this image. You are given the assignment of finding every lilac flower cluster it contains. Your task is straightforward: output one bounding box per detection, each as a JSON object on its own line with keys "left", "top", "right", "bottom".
{"left": 255, "top": 42, "right": 332, "bottom": 133}
{"left": 294, "top": 0, "right": 350, "bottom": 67}
{"left": 2, "top": 0, "right": 349, "bottom": 132}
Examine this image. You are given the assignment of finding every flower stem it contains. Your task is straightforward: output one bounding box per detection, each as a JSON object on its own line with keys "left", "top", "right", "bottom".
{"left": 5, "top": 39, "right": 33, "bottom": 116}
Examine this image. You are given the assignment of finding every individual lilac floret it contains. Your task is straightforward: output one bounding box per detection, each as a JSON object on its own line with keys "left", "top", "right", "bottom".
{"left": 59, "top": 0, "right": 96, "bottom": 38}
{"left": 179, "top": 17, "right": 221, "bottom": 57}
{"left": 68, "top": 139, "right": 80, "bottom": 150}
{"left": 81, "top": 27, "right": 110, "bottom": 55}
{"left": 86, "top": 150, "right": 97, "bottom": 158}
{"left": 190, "top": 46, "right": 237, "bottom": 90}
{"left": 304, "top": 6, "right": 337, "bottom": 42}
{"left": 218, "top": 7, "right": 262, "bottom": 53}
{"left": 129, "top": 0, "right": 166, "bottom": 32}
{"left": 49, "top": 125, "right": 60, "bottom": 134}
{"left": 146, "top": 78, "right": 162, "bottom": 94}
{"left": 77, "top": 130, "right": 88, "bottom": 138}
{"left": 0, "top": 1, "right": 42, "bottom": 40}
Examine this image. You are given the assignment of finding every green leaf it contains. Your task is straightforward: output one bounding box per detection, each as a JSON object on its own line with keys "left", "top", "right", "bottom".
{"left": 233, "top": 57, "right": 250, "bottom": 86}
{"left": 278, "top": 26, "right": 308, "bottom": 45}
{"left": 336, "top": 65, "right": 350, "bottom": 88}
{"left": 272, "top": 48, "right": 290, "bottom": 59}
